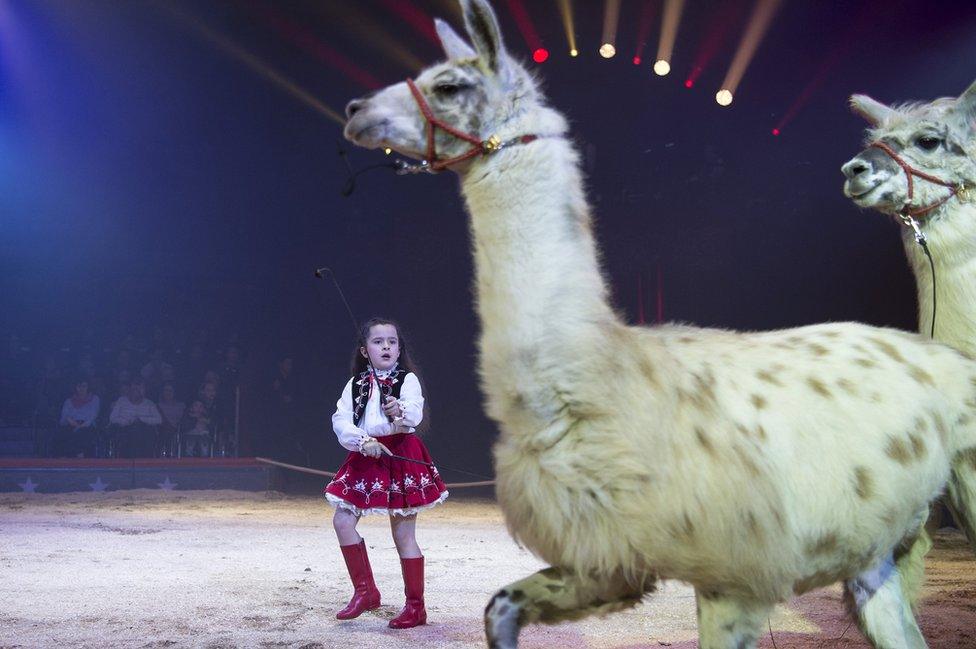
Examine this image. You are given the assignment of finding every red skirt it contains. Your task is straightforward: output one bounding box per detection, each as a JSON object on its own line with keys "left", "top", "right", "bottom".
{"left": 324, "top": 433, "right": 449, "bottom": 516}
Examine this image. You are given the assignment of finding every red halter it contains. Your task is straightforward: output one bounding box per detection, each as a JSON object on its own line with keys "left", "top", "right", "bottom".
{"left": 405, "top": 78, "right": 537, "bottom": 172}
{"left": 869, "top": 141, "right": 966, "bottom": 218}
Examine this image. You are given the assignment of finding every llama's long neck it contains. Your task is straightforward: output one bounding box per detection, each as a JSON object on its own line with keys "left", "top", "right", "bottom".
{"left": 904, "top": 201, "right": 976, "bottom": 354}
{"left": 459, "top": 121, "right": 619, "bottom": 424}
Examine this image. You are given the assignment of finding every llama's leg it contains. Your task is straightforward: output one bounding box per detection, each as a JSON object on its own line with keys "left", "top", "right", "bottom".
{"left": 844, "top": 556, "right": 927, "bottom": 649}
{"left": 893, "top": 527, "right": 932, "bottom": 614}
{"left": 484, "top": 566, "right": 648, "bottom": 649}
{"left": 694, "top": 590, "right": 772, "bottom": 649}
{"left": 946, "top": 449, "right": 976, "bottom": 549}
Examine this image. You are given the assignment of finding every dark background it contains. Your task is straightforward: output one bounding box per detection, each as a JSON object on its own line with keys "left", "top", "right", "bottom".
{"left": 3, "top": 0, "right": 976, "bottom": 478}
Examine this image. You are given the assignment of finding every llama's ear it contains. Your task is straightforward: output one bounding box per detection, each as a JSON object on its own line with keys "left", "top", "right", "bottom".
{"left": 849, "top": 94, "right": 895, "bottom": 126}
{"left": 950, "top": 79, "right": 976, "bottom": 138}
{"left": 460, "top": 0, "right": 508, "bottom": 74}
{"left": 435, "top": 18, "right": 476, "bottom": 61}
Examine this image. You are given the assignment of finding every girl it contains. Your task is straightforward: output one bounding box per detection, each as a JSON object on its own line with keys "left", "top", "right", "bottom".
{"left": 325, "top": 318, "right": 448, "bottom": 628}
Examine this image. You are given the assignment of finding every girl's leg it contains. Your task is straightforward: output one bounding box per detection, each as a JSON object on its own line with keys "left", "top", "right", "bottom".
{"left": 389, "top": 514, "right": 421, "bottom": 558}
{"left": 332, "top": 506, "right": 380, "bottom": 619}
{"left": 333, "top": 507, "right": 362, "bottom": 546}
{"left": 389, "top": 513, "right": 426, "bottom": 628}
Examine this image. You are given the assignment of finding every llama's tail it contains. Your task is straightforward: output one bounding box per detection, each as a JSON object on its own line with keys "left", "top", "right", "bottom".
{"left": 945, "top": 449, "right": 976, "bottom": 551}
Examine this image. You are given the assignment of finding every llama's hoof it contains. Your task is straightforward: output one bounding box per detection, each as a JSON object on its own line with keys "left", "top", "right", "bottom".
{"left": 485, "top": 589, "right": 521, "bottom": 648}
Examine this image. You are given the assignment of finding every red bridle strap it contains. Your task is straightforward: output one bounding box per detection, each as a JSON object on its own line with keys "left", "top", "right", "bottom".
{"left": 405, "top": 78, "right": 537, "bottom": 172}
{"left": 869, "top": 141, "right": 961, "bottom": 218}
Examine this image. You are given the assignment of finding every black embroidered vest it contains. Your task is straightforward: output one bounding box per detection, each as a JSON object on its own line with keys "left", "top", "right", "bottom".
{"left": 352, "top": 367, "right": 409, "bottom": 426}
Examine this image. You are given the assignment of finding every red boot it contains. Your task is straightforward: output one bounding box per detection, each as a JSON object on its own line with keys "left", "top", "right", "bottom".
{"left": 389, "top": 556, "right": 427, "bottom": 628}
{"left": 336, "top": 540, "right": 381, "bottom": 620}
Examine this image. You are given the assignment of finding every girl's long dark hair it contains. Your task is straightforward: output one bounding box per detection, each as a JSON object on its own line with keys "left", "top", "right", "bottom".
{"left": 350, "top": 317, "right": 429, "bottom": 435}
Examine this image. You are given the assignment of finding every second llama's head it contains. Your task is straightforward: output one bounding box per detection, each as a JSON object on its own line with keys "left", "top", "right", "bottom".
{"left": 842, "top": 80, "right": 976, "bottom": 220}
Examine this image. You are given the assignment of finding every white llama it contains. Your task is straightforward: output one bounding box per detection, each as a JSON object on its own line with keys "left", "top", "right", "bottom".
{"left": 842, "top": 82, "right": 976, "bottom": 356}
{"left": 343, "top": 2, "right": 976, "bottom": 647}
{"left": 841, "top": 80, "right": 976, "bottom": 615}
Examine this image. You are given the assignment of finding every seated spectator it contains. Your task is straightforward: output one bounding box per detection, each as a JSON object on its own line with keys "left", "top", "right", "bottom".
{"left": 53, "top": 379, "right": 100, "bottom": 457}
{"left": 157, "top": 382, "right": 185, "bottom": 455}
{"left": 107, "top": 377, "right": 161, "bottom": 458}
{"left": 181, "top": 399, "right": 211, "bottom": 457}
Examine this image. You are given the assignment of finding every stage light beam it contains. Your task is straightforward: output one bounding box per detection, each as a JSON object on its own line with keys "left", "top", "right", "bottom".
{"left": 158, "top": 4, "right": 345, "bottom": 125}
{"left": 557, "top": 0, "right": 578, "bottom": 60}
{"left": 684, "top": 1, "right": 746, "bottom": 94}
{"left": 600, "top": 0, "right": 621, "bottom": 59}
{"left": 655, "top": 0, "right": 685, "bottom": 78}
{"left": 718, "top": 0, "right": 782, "bottom": 101}
{"left": 716, "top": 89, "right": 733, "bottom": 106}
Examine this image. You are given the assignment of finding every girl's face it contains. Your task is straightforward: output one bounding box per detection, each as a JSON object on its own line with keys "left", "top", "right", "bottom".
{"left": 361, "top": 324, "right": 400, "bottom": 371}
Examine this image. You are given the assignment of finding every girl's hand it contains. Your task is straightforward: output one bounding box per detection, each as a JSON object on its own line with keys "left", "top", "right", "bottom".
{"left": 382, "top": 397, "right": 402, "bottom": 419}
{"left": 361, "top": 438, "right": 392, "bottom": 458}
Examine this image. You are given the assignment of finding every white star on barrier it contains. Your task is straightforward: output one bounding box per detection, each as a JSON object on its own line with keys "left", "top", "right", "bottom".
{"left": 89, "top": 477, "right": 109, "bottom": 492}
{"left": 157, "top": 476, "right": 177, "bottom": 491}
{"left": 18, "top": 477, "right": 38, "bottom": 493}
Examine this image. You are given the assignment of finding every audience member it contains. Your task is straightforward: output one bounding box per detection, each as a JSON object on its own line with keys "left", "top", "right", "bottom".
{"left": 181, "top": 399, "right": 211, "bottom": 457}
{"left": 53, "top": 379, "right": 100, "bottom": 457}
{"left": 108, "top": 377, "right": 161, "bottom": 457}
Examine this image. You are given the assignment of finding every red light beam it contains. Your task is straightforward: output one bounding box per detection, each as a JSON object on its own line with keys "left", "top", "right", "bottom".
{"left": 684, "top": 0, "right": 744, "bottom": 89}
{"left": 505, "top": 0, "right": 544, "bottom": 59}
{"left": 632, "top": 0, "right": 659, "bottom": 68}
{"left": 377, "top": 0, "right": 440, "bottom": 47}
{"left": 248, "top": 1, "right": 381, "bottom": 90}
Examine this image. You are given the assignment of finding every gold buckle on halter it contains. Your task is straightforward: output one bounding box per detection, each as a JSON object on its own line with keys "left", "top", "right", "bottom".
{"left": 958, "top": 184, "right": 971, "bottom": 201}
{"left": 483, "top": 135, "right": 502, "bottom": 152}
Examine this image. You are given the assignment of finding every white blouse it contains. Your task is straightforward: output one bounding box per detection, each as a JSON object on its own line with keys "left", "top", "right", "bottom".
{"left": 331, "top": 371, "right": 424, "bottom": 452}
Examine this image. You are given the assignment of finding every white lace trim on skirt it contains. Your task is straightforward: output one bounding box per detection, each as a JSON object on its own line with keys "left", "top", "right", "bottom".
{"left": 325, "top": 490, "right": 449, "bottom": 517}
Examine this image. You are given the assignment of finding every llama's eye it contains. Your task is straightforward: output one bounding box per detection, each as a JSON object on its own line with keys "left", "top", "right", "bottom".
{"left": 434, "top": 83, "right": 462, "bottom": 96}
{"left": 915, "top": 136, "right": 941, "bottom": 151}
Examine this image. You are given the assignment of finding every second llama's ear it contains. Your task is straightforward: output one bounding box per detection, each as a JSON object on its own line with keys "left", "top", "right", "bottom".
{"left": 460, "top": 0, "right": 508, "bottom": 74}
{"left": 435, "top": 18, "right": 476, "bottom": 60}
{"left": 849, "top": 94, "right": 895, "bottom": 126}
{"left": 951, "top": 79, "right": 976, "bottom": 138}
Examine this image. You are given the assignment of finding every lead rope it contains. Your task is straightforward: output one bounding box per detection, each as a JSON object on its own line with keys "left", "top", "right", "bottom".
{"left": 898, "top": 214, "right": 937, "bottom": 338}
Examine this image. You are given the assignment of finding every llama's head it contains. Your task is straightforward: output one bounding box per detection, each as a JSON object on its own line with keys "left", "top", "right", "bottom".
{"left": 342, "top": 0, "right": 547, "bottom": 171}
{"left": 841, "top": 80, "right": 976, "bottom": 220}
